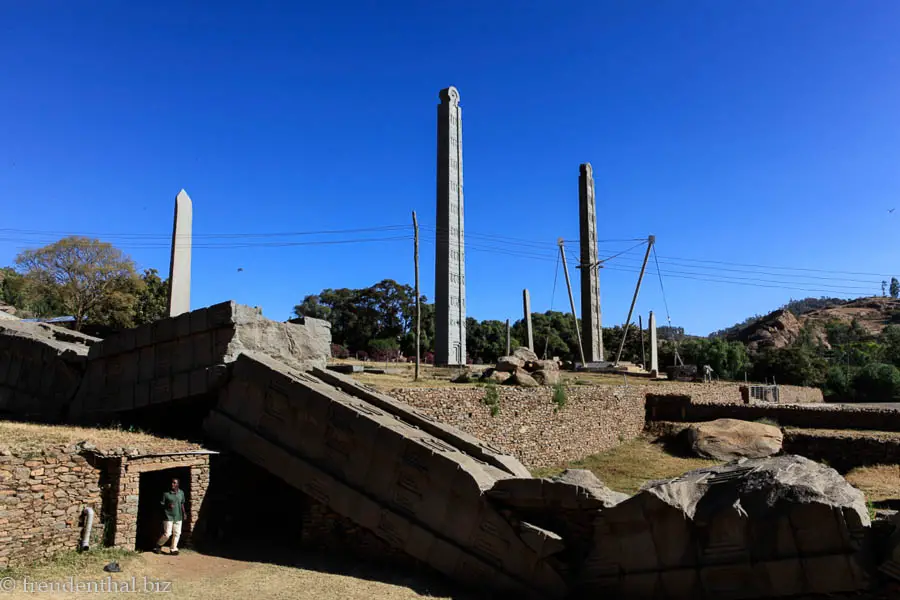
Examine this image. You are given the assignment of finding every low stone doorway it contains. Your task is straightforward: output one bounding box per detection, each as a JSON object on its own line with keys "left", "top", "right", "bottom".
{"left": 135, "top": 466, "right": 191, "bottom": 551}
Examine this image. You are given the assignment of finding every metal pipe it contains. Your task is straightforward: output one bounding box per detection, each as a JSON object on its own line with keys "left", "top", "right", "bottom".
{"left": 558, "top": 239, "right": 586, "bottom": 367}
{"left": 80, "top": 506, "right": 94, "bottom": 551}
{"left": 614, "top": 236, "right": 655, "bottom": 366}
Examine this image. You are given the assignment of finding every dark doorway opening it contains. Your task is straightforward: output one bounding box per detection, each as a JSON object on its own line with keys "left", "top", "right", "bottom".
{"left": 135, "top": 467, "right": 191, "bottom": 551}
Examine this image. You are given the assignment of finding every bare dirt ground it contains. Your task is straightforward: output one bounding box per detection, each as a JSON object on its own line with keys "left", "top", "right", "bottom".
{"left": 0, "top": 545, "right": 476, "bottom": 599}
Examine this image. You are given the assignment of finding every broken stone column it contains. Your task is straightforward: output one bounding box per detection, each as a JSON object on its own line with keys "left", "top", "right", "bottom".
{"left": 523, "top": 289, "right": 534, "bottom": 353}
{"left": 881, "top": 513, "right": 900, "bottom": 582}
{"left": 576, "top": 455, "right": 872, "bottom": 599}
{"left": 205, "top": 354, "right": 564, "bottom": 598}
{"left": 0, "top": 320, "right": 97, "bottom": 421}
{"left": 167, "top": 189, "right": 193, "bottom": 317}
{"left": 68, "top": 302, "right": 332, "bottom": 421}
{"left": 649, "top": 310, "right": 658, "bottom": 376}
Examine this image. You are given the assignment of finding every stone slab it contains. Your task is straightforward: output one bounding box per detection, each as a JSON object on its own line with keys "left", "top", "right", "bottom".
{"left": 68, "top": 301, "right": 331, "bottom": 421}
{"left": 327, "top": 364, "right": 363, "bottom": 374}
{"left": 209, "top": 353, "right": 564, "bottom": 597}
{"left": 576, "top": 455, "right": 872, "bottom": 598}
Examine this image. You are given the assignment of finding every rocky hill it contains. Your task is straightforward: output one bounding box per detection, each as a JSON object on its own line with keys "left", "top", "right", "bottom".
{"left": 729, "top": 297, "right": 900, "bottom": 352}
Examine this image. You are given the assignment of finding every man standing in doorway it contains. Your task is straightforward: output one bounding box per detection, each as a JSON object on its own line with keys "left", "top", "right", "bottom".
{"left": 153, "top": 478, "right": 186, "bottom": 556}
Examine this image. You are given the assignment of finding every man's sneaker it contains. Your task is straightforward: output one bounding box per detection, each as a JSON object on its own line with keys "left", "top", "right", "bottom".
{"left": 170, "top": 550, "right": 179, "bottom": 556}
{"left": 152, "top": 547, "right": 161, "bottom": 555}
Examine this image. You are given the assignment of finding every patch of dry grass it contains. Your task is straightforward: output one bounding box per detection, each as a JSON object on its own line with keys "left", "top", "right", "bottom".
{"left": 343, "top": 358, "right": 665, "bottom": 391}
{"left": 846, "top": 464, "right": 900, "bottom": 503}
{"left": 532, "top": 436, "right": 718, "bottom": 494}
{"left": 0, "top": 421, "right": 205, "bottom": 455}
{"left": 558, "top": 371, "right": 665, "bottom": 386}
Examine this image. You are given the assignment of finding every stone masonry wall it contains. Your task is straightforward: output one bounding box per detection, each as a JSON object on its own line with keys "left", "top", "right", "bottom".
{"left": 0, "top": 446, "right": 103, "bottom": 568}
{"left": 647, "top": 421, "right": 900, "bottom": 474}
{"left": 646, "top": 395, "right": 900, "bottom": 432}
{"left": 111, "top": 454, "right": 211, "bottom": 550}
{"left": 782, "top": 430, "right": 900, "bottom": 473}
{"left": 392, "top": 386, "right": 645, "bottom": 469}
{"left": 390, "top": 381, "right": 823, "bottom": 469}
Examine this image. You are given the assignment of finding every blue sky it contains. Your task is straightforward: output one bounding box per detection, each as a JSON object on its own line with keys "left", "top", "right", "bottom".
{"left": 1, "top": 1, "right": 898, "bottom": 335}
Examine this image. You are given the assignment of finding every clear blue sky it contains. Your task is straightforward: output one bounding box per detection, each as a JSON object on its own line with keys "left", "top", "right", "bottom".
{"left": 1, "top": 1, "right": 898, "bottom": 335}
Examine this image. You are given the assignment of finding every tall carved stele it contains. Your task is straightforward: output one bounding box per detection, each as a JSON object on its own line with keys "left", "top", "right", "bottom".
{"left": 435, "top": 86, "right": 466, "bottom": 366}
{"left": 579, "top": 163, "right": 603, "bottom": 362}
{"left": 166, "top": 189, "right": 193, "bottom": 317}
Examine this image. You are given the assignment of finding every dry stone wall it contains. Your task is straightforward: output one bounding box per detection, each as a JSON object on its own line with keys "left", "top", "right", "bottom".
{"left": 389, "top": 381, "right": 821, "bottom": 469}
{"left": 391, "top": 386, "right": 646, "bottom": 469}
{"left": 0, "top": 442, "right": 213, "bottom": 569}
{"left": 782, "top": 430, "right": 900, "bottom": 473}
{"left": 0, "top": 445, "right": 103, "bottom": 568}
{"left": 109, "top": 453, "right": 211, "bottom": 550}
{"left": 646, "top": 395, "right": 900, "bottom": 432}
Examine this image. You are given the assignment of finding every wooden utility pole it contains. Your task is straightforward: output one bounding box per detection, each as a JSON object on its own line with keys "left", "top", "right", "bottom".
{"left": 558, "top": 239, "right": 586, "bottom": 366}
{"left": 614, "top": 235, "right": 655, "bottom": 366}
{"left": 413, "top": 211, "right": 421, "bottom": 381}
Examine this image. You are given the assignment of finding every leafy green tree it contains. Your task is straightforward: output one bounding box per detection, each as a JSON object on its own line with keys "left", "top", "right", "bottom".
{"left": 292, "top": 294, "right": 332, "bottom": 320}
{"left": 292, "top": 279, "right": 422, "bottom": 355}
{"left": 133, "top": 269, "right": 170, "bottom": 326}
{"left": 824, "top": 366, "right": 853, "bottom": 400}
{"left": 526, "top": 311, "right": 581, "bottom": 361}
{"left": 880, "top": 325, "right": 900, "bottom": 368}
{"left": 825, "top": 318, "right": 869, "bottom": 346}
{"left": 891, "top": 277, "right": 900, "bottom": 299}
{"left": 0, "top": 267, "right": 28, "bottom": 309}
{"left": 368, "top": 337, "right": 401, "bottom": 361}
{"left": 15, "top": 236, "right": 140, "bottom": 330}
{"left": 674, "top": 338, "right": 749, "bottom": 380}
{"left": 468, "top": 318, "right": 515, "bottom": 364}
{"left": 852, "top": 363, "right": 900, "bottom": 402}
{"left": 751, "top": 346, "right": 827, "bottom": 387}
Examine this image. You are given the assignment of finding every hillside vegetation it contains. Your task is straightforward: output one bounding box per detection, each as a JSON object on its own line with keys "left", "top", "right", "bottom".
{"left": 711, "top": 296, "right": 900, "bottom": 401}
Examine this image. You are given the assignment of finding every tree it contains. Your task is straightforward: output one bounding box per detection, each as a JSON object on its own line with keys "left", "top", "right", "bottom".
{"left": 293, "top": 294, "right": 332, "bottom": 320}
{"left": 891, "top": 277, "right": 900, "bottom": 299}
{"left": 133, "top": 269, "right": 170, "bottom": 326}
{"left": 852, "top": 363, "right": 900, "bottom": 402}
{"left": 881, "top": 325, "right": 900, "bottom": 368}
{"left": 824, "top": 366, "right": 853, "bottom": 400}
{"left": 292, "top": 279, "right": 422, "bottom": 355}
{"left": 15, "top": 236, "right": 140, "bottom": 330}
{"left": 751, "top": 346, "right": 827, "bottom": 387}
{"left": 467, "top": 318, "right": 512, "bottom": 364}
{"left": 0, "top": 267, "right": 28, "bottom": 308}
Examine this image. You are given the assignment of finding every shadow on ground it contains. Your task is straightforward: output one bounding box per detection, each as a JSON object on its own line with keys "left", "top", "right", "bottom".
{"left": 192, "top": 539, "right": 486, "bottom": 599}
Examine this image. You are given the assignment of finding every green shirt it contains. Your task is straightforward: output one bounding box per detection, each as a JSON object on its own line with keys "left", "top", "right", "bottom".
{"left": 161, "top": 489, "right": 185, "bottom": 522}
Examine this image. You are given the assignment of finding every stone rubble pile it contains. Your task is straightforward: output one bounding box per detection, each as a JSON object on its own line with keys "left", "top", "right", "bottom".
{"left": 453, "top": 347, "right": 562, "bottom": 386}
